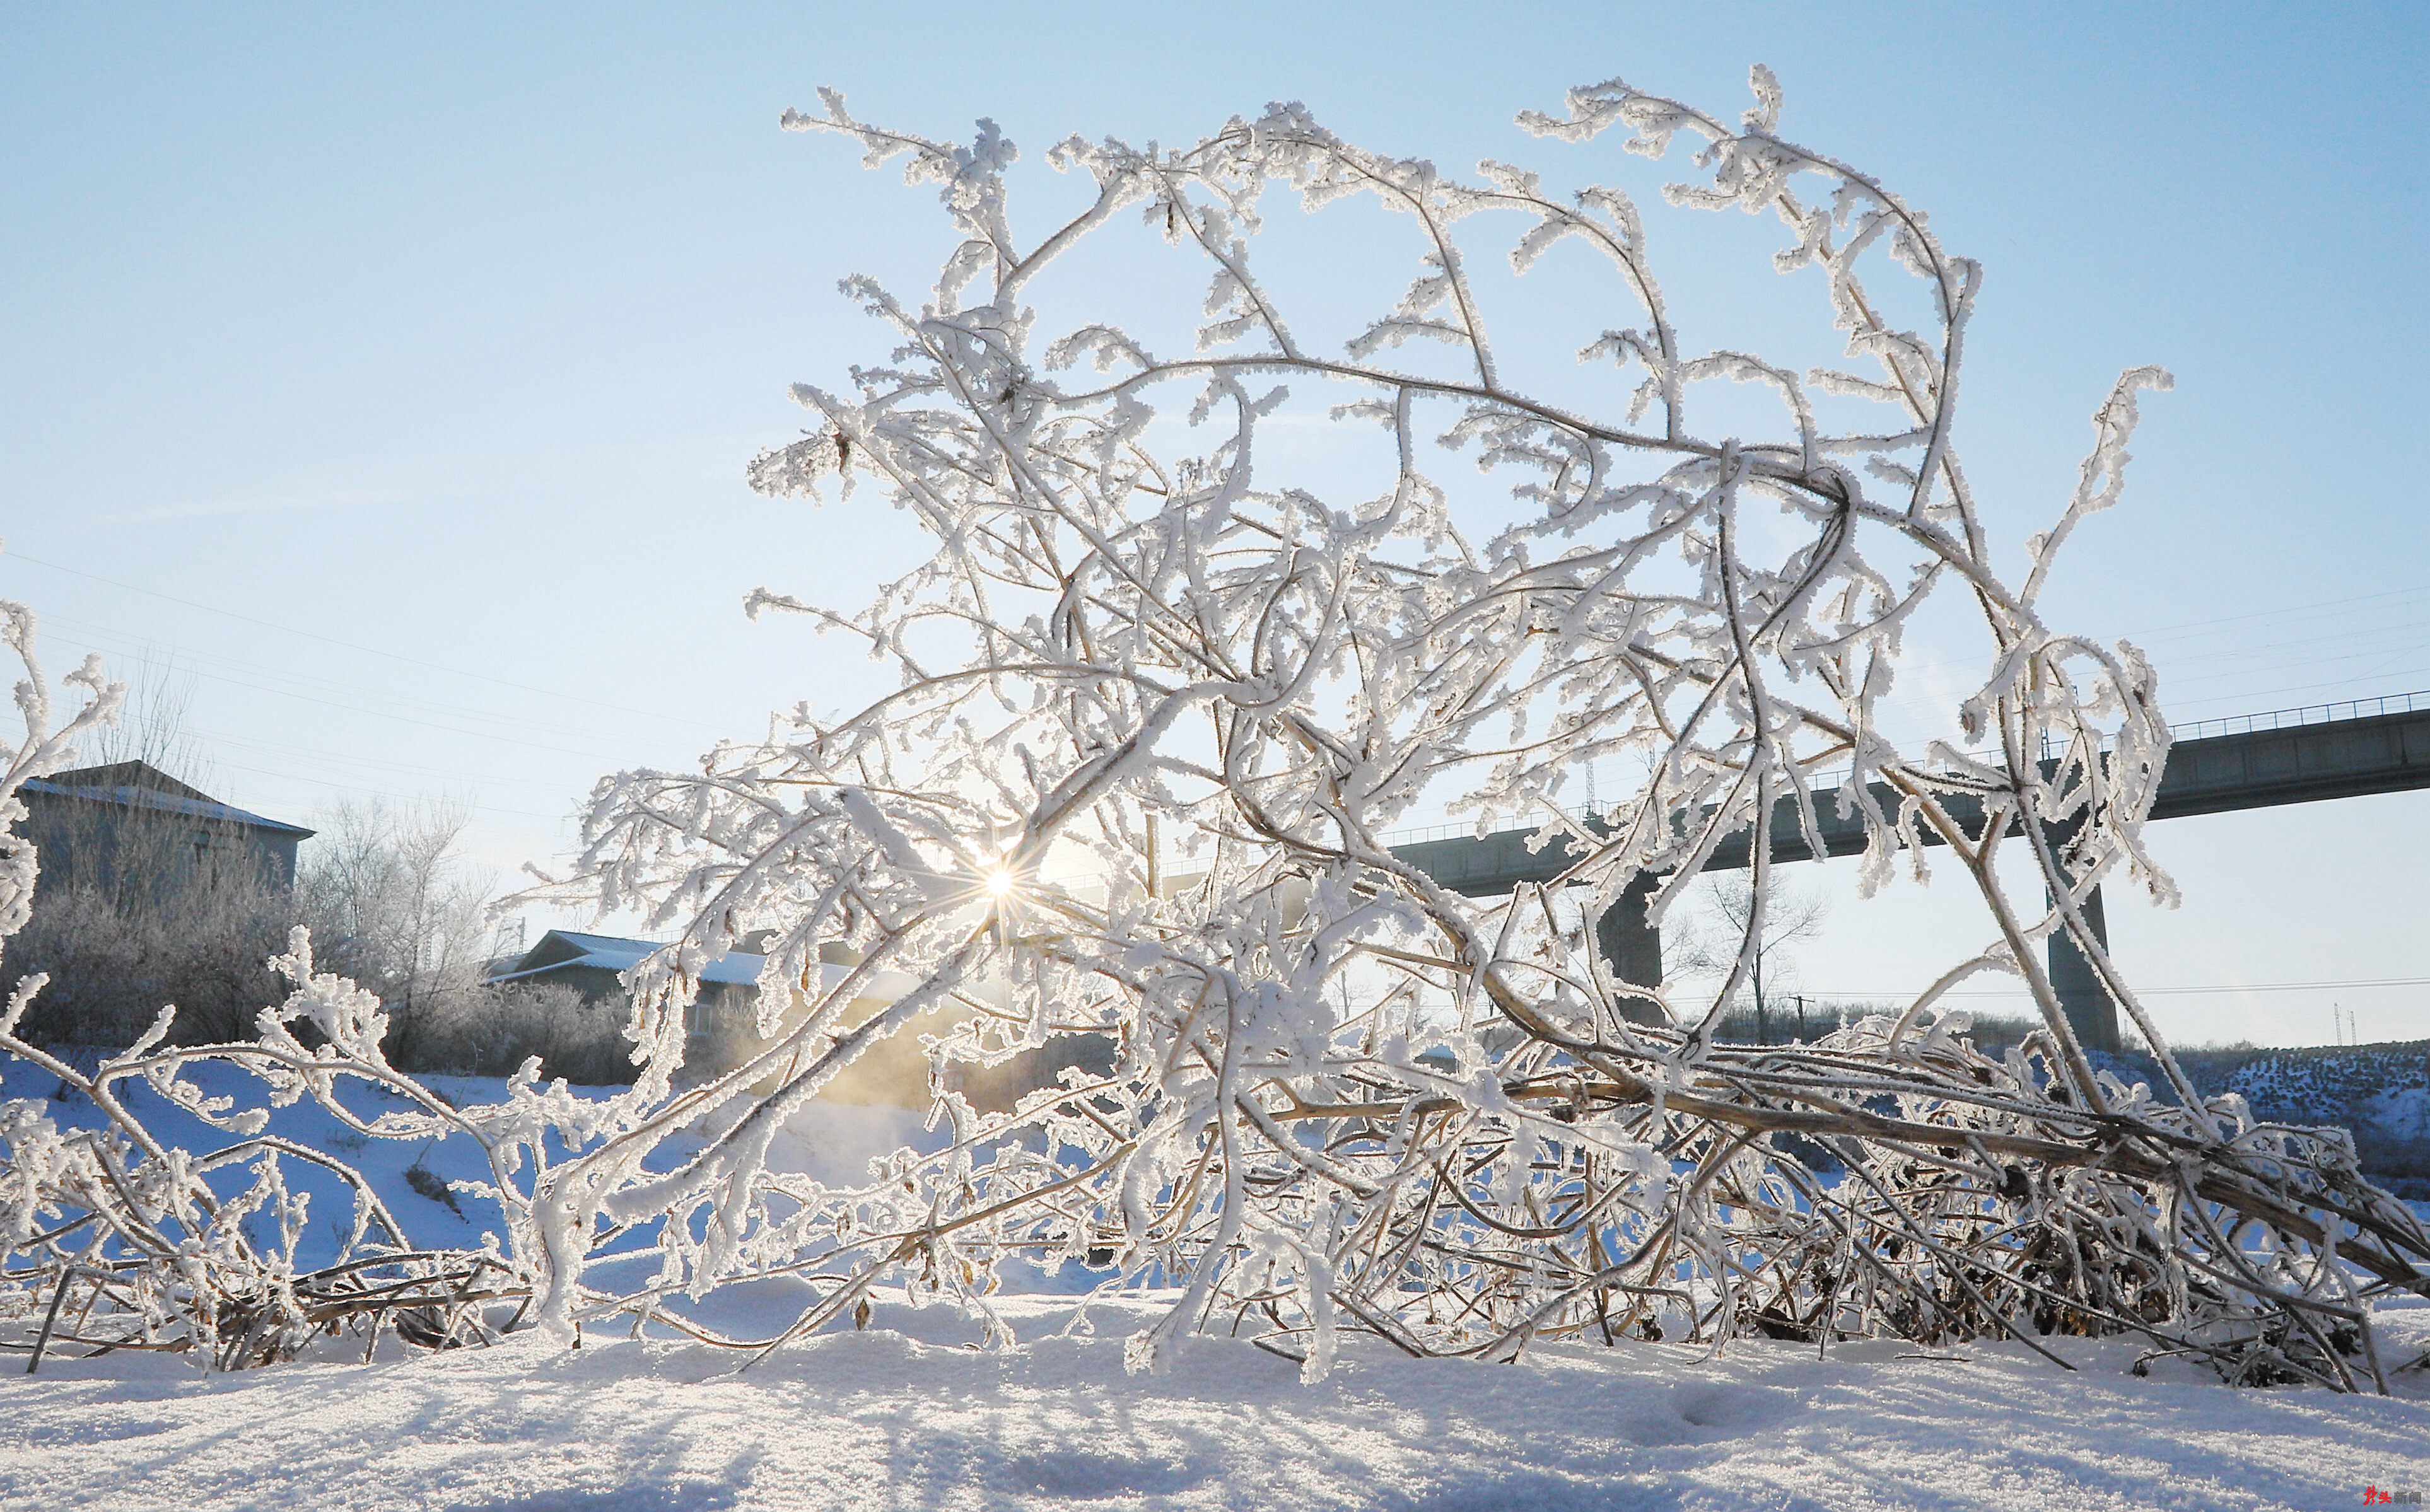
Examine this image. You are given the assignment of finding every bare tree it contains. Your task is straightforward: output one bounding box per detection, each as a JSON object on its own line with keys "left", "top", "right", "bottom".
{"left": 1691, "top": 875, "right": 1828, "bottom": 1044}
{"left": 76, "top": 652, "right": 213, "bottom": 787}
{"left": 292, "top": 798, "right": 493, "bottom": 1067}
{"left": 3, "top": 74, "right": 2426, "bottom": 1390}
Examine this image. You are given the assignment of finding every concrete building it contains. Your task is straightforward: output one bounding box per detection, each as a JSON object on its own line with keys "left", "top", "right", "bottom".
{"left": 16, "top": 760, "right": 314, "bottom": 905}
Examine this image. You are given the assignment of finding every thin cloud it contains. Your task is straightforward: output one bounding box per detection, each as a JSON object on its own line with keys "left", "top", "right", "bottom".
{"left": 101, "top": 487, "right": 411, "bottom": 525}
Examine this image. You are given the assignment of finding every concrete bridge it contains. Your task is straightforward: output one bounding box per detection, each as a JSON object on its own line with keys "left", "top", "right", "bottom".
{"left": 1387, "top": 692, "right": 2430, "bottom": 1052}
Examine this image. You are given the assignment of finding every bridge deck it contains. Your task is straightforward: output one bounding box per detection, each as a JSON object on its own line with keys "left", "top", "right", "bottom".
{"left": 1391, "top": 703, "right": 2430, "bottom": 898}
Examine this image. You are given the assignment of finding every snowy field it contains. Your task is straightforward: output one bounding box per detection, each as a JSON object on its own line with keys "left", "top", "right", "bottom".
{"left": 6, "top": 1291, "right": 2427, "bottom": 1510}
{"left": 6, "top": 1058, "right": 2429, "bottom": 1511}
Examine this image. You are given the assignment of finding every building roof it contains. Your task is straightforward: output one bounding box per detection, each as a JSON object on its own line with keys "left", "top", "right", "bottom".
{"left": 489, "top": 929, "right": 771, "bottom": 989}
{"left": 23, "top": 761, "right": 316, "bottom": 838}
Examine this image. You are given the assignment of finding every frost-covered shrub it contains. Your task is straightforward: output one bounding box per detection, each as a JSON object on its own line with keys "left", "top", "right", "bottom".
{"left": 520, "top": 69, "right": 2419, "bottom": 1388}
{"left": 414, "top": 980, "right": 636, "bottom": 1086}
{"left": 4, "top": 71, "right": 2427, "bottom": 1389}
{"left": 4, "top": 876, "right": 289, "bottom": 1048}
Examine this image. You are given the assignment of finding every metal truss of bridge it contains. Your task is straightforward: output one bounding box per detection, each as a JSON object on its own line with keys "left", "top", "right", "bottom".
{"left": 1387, "top": 691, "right": 2430, "bottom": 1053}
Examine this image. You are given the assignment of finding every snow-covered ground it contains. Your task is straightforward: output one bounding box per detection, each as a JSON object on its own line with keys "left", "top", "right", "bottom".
{"left": 6, "top": 1292, "right": 2427, "bottom": 1510}
{"left": 6, "top": 1056, "right": 2429, "bottom": 1511}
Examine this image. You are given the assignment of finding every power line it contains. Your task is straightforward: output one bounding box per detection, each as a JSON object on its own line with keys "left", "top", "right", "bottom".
{"left": 1802, "top": 975, "right": 2430, "bottom": 999}
{"left": 30, "top": 607, "right": 686, "bottom": 748}
{"left": 2122, "top": 582, "right": 2430, "bottom": 642}
{"left": 1, "top": 549, "right": 734, "bottom": 733}
{"left": 195, "top": 752, "right": 579, "bottom": 827}
{"left": 186, "top": 724, "right": 599, "bottom": 794}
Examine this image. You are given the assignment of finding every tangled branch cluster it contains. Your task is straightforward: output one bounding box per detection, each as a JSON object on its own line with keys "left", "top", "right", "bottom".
{"left": 3, "top": 71, "right": 2424, "bottom": 1390}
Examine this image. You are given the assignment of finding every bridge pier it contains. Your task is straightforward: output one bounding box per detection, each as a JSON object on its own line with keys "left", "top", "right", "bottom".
{"left": 2046, "top": 881, "right": 2121, "bottom": 1055}
{"left": 1400, "top": 697, "right": 2429, "bottom": 1051}
{"left": 1587, "top": 869, "right": 2126, "bottom": 1054}
{"left": 1594, "top": 874, "right": 1666, "bottom": 1023}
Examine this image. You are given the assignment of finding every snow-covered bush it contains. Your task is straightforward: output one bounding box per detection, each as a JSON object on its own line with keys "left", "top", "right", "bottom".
{"left": 5, "top": 70, "right": 2427, "bottom": 1390}
{"left": 4, "top": 870, "right": 290, "bottom": 1048}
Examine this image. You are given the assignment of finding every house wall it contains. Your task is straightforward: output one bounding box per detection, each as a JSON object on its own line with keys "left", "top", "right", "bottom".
{"left": 17, "top": 789, "right": 302, "bottom": 907}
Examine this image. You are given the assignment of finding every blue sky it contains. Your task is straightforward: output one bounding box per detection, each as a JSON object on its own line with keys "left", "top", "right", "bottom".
{"left": 3, "top": 2, "right": 2424, "bottom": 1045}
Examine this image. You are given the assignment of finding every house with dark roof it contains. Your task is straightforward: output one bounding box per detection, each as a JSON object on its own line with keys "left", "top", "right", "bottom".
{"left": 488, "top": 929, "right": 922, "bottom": 1093}
{"left": 483, "top": 928, "right": 1113, "bottom": 1107}
{"left": 16, "top": 760, "right": 315, "bottom": 906}
{"left": 486, "top": 928, "right": 770, "bottom": 1055}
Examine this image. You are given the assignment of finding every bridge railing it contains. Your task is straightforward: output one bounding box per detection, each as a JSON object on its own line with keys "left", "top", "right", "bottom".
{"left": 1386, "top": 813, "right": 1592, "bottom": 847}
{"left": 2165, "top": 689, "right": 2430, "bottom": 744}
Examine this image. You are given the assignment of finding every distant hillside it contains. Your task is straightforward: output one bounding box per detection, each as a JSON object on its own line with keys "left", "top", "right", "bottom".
{"left": 2094, "top": 1039, "right": 2430, "bottom": 1197}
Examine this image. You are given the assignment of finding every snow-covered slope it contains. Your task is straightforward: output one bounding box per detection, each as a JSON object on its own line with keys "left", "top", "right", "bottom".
{"left": 0, "top": 1054, "right": 950, "bottom": 1270}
